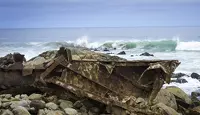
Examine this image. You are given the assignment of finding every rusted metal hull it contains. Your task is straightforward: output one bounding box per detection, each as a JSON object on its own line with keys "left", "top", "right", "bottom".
{"left": 29, "top": 55, "right": 180, "bottom": 112}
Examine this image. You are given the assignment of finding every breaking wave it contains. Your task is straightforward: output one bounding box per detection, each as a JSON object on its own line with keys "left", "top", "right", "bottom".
{"left": 1, "top": 36, "right": 200, "bottom": 59}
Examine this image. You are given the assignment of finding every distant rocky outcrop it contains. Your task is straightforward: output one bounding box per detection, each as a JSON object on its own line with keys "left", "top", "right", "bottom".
{"left": 117, "top": 51, "right": 126, "bottom": 55}
{"left": 140, "top": 52, "right": 154, "bottom": 56}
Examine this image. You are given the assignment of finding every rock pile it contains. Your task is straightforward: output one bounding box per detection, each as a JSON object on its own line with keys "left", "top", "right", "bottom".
{"left": 0, "top": 93, "right": 107, "bottom": 115}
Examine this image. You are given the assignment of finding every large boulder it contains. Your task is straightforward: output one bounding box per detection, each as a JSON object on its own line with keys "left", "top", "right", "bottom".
{"left": 155, "top": 89, "right": 177, "bottom": 110}
{"left": 166, "top": 86, "right": 192, "bottom": 108}
{"left": 191, "top": 92, "right": 200, "bottom": 107}
{"left": 151, "top": 103, "right": 181, "bottom": 115}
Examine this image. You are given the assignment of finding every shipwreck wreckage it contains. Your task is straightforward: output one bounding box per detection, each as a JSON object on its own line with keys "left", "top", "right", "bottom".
{"left": 0, "top": 47, "right": 180, "bottom": 115}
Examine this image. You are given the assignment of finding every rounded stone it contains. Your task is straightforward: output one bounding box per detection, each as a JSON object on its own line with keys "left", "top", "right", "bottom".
{"left": 64, "top": 108, "right": 78, "bottom": 115}
{"left": 28, "top": 93, "right": 42, "bottom": 100}
{"left": 2, "top": 109, "right": 14, "bottom": 115}
{"left": 46, "top": 102, "right": 58, "bottom": 110}
{"left": 30, "top": 100, "right": 45, "bottom": 110}
{"left": 59, "top": 100, "right": 73, "bottom": 110}
{"left": 13, "top": 106, "right": 31, "bottom": 115}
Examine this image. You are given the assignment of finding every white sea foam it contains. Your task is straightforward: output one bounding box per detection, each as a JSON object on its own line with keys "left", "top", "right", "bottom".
{"left": 176, "top": 41, "right": 200, "bottom": 51}
{"left": 164, "top": 76, "right": 200, "bottom": 95}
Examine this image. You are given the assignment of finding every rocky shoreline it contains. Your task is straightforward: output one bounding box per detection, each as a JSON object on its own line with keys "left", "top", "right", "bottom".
{"left": 0, "top": 92, "right": 104, "bottom": 115}
{"left": 0, "top": 48, "right": 200, "bottom": 115}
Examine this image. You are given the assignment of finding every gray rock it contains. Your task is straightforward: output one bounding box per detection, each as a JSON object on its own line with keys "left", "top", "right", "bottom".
{"left": 46, "top": 110, "right": 65, "bottom": 115}
{"left": 191, "top": 73, "right": 200, "bottom": 79}
{"left": 10, "top": 100, "right": 30, "bottom": 109}
{"left": 59, "top": 100, "right": 73, "bottom": 110}
{"left": 4, "top": 94, "right": 12, "bottom": 99}
{"left": 64, "top": 108, "right": 78, "bottom": 115}
{"left": 140, "top": 52, "right": 154, "bottom": 56}
{"left": 46, "top": 102, "right": 58, "bottom": 110}
{"left": 2, "top": 109, "right": 14, "bottom": 115}
{"left": 2, "top": 102, "right": 11, "bottom": 108}
{"left": 28, "top": 93, "right": 42, "bottom": 100}
{"left": 13, "top": 106, "right": 31, "bottom": 115}
{"left": 15, "top": 95, "right": 21, "bottom": 99}
{"left": 172, "top": 73, "right": 188, "bottom": 78}
{"left": 117, "top": 51, "right": 126, "bottom": 55}
{"left": 1, "top": 98, "right": 9, "bottom": 102}
{"left": 176, "top": 78, "right": 188, "bottom": 83}
{"left": 21, "top": 94, "right": 28, "bottom": 99}
{"left": 30, "top": 100, "right": 45, "bottom": 110}
{"left": 37, "top": 109, "right": 46, "bottom": 115}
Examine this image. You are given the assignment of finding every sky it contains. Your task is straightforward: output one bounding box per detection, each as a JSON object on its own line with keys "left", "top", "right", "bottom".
{"left": 0, "top": 0, "right": 200, "bottom": 28}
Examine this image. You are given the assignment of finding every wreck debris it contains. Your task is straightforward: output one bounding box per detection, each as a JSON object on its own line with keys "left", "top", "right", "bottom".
{"left": 0, "top": 47, "right": 180, "bottom": 115}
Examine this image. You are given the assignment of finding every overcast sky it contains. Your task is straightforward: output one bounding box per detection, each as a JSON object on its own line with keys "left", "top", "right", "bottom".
{"left": 0, "top": 0, "right": 200, "bottom": 28}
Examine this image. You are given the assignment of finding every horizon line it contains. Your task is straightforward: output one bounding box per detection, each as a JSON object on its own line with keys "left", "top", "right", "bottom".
{"left": 1, "top": 26, "right": 200, "bottom": 29}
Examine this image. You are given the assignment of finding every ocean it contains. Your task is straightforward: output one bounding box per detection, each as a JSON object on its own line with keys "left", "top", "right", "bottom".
{"left": 0, "top": 27, "right": 200, "bottom": 95}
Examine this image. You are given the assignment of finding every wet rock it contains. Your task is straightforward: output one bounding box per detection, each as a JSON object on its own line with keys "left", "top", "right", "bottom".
{"left": 73, "top": 101, "right": 83, "bottom": 109}
{"left": 172, "top": 73, "right": 188, "bottom": 79}
{"left": 13, "top": 106, "right": 31, "bottom": 115}
{"left": 30, "top": 100, "right": 46, "bottom": 110}
{"left": 152, "top": 103, "right": 180, "bottom": 115}
{"left": 191, "top": 73, "right": 200, "bottom": 79}
{"left": 166, "top": 86, "right": 192, "bottom": 108}
{"left": 64, "top": 108, "right": 78, "bottom": 115}
{"left": 28, "top": 93, "right": 42, "bottom": 100}
{"left": 155, "top": 89, "right": 177, "bottom": 110}
{"left": 172, "top": 78, "right": 188, "bottom": 83}
{"left": 103, "top": 48, "right": 109, "bottom": 52}
{"left": 117, "top": 51, "right": 126, "bottom": 55}
{"left": 46, "top": 102, "right": 58, "bottom": 110}
{"left": 59, "top": 99, "right": 73, "bottom": 110}
{"left": 1, "top": 109, "right": 14, "bottom": 115}
{"left": 140, "top": 52, "right": 154, "bottom": 56}
{"left": 94, "top": 48, "right": 99, "bottom": 51}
